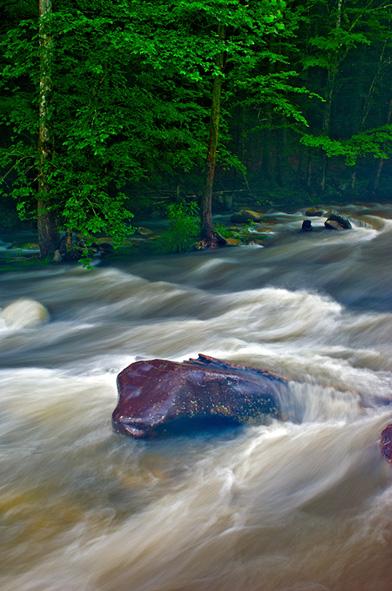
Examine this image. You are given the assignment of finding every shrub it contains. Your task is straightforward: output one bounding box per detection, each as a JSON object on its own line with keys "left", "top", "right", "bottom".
{"left": 158, "top": 202, "right": 200, "bottom": 253}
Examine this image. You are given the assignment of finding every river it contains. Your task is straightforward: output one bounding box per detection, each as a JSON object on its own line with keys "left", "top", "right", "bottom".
{"left": 1, "top": 203, "right": 392, "bottom": 591}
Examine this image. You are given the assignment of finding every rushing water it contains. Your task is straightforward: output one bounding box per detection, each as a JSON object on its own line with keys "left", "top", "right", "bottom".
{"left": 1, "top": 203, "right": 392, "bottom": 591}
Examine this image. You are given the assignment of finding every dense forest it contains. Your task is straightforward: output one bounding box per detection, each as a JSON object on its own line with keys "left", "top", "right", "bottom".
{"left": 1, "top": 0, "right": 392, "bottom": 260}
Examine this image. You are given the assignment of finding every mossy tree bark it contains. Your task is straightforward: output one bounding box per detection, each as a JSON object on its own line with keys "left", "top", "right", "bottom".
{"left": 38, "top": 0, "right": 60, "bottom": 259}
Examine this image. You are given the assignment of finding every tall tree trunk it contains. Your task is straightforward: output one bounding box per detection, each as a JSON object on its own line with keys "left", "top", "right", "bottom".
{"left": 320, "top": 70, "right": 336, "bottom": 192}
{"left": 306, "top": 152, "right": 312, "bottom": 188}
{"left": 38, "top": 0, "right": 59, "bottom": 259}
{"left": 201, "top": 24, "right": 225, "bottom": 246}
{"left": 370, "top": 98, "right": 392, "bottom": 194}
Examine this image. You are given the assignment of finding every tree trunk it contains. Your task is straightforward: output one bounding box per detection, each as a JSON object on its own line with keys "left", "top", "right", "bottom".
{"left": 320, "top": 71, "right": 336, "bottom": 192}
{"left": 321, "top": 0, "right": 342, "bottom": 191}
{"left": 306, "top": 148, "right": 312, "bottom": 188}
{"left": 201, "top": 24, "right": 225, "bottom": 246}
{"left": 38, "top": 0, "right": 59, "bottom": 259}
{"left": 370, "top": 98, "right": 392, "bottom": 194}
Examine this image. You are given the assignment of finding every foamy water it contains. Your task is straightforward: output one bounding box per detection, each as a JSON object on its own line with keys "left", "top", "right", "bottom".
{"left": 1, "top": 203, "right": 392, "bottom": 591}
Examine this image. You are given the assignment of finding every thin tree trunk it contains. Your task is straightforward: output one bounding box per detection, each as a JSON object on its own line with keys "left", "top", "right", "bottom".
{"left": 306, "top": 149, "right": 312, "bottom": 188}
{"left": 321, "top": 0, "right": 342, "bottom": 191}
{"left": 321, "top": 71, "right": 336, "bottom": 192}
{"left": 297, "top": 144, "right": 304, "bottom": 182}
{"left": 372, "top": 156, "right": 385, "bottom": 195}
{"left": 370, "top": 98, "right": 392, "bottom": 193}
{"left": 201, "top": 24, "right": 225, "bottom": 246}
{"left": 65, "top": 227, "right": 73, "bottom": 250}
{"left": 38, "top": 0, "right": 59, "bottom": 259}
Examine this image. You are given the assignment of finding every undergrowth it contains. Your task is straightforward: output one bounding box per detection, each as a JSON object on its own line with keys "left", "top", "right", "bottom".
{"left": 157, "top": 202, "right": 200, "bottom": 253}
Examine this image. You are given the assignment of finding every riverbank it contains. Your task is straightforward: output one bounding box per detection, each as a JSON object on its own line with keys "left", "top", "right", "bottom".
{"left": 0, "top": 198, "right": 388, "bottom": 273}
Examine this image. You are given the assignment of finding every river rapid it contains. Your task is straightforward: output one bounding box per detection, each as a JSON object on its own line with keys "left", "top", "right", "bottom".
{"left": 1, "top": 203, "right": 392, "bottom": 591}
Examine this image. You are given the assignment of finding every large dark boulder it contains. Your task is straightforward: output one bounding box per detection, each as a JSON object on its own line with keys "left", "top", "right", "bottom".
{"left": 112, "top": 354, "right": 286, "bottom": 438}
{"left": 380, "top": 424, "right": 392, "bottom": 462}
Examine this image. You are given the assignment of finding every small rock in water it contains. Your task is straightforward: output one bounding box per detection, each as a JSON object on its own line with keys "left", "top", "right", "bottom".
{"left": 231, "top": 209, "right": 264, "bottom": 223}
{"left": 325, "top": 211, "right": 352, "bottom": 231}
{"left": 380, "top": 424, "right": 392, "bottom": 462}
{"left": 52, "top": 249, "right": 62, "bottom": 263}
{"left": 325, "top": 219, "right": 345, "bottom": 231}
{"left": 302, "top": 220, "right": 312, "bottom": 232}
{"left": 225, "top": 237, "right": 241, "bottom": 247}
{"left": 305, "top": 207, "right": 324, "bottom": 217}
{"left": 135, "top": 226, "right": 154, "bottom": 237}
{"left": 1, "top": 298, "right": 50, "bottom": 329}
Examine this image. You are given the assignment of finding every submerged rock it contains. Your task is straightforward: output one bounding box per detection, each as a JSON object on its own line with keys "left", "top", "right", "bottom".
{"left": 380, "top": 424, "right": 392, "bottom": 462}
{"left": 230, "top": 209, "right": 264, "bottom": 224}
{"left": 135, "top": 227, "right": 154, "bottom": 237}
{"left": 112, "top": 354, "right": 285, "bottom": 438}
{"left": 305, "top": 207, "right": 324, "bottom": 217}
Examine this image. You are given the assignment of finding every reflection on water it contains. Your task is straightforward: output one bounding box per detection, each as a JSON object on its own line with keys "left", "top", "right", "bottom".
{"left": 1, "top": 203, "right": 392, "bottom": 591}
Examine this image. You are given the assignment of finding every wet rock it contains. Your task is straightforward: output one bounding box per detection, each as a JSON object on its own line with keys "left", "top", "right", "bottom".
{"left": 247, "top": 240, "right": 264, "bottom": 246}
{"left": 59, "top": 234, "right": 116, "bottom": 261}
{"left": 302, "top": 220, "right": 312, "bottom": 232}
{"left": 193, "top": 239, "right": 209, "bottom": 251}
{"left": 192, "top": 232, "right": 227, "bottom": 250}
{"left": 230, "top": 209, "right": 264, "bottom": 224}
{"left": 325, "top": 219, "right": 345, "bottom": 231}
{"left": 135, "top": 227, "right": 154, "bottom": 237}
{"left": 95, "top": 242, "right": 114, "bottom": 255}
{"left": 225, "top": 238, "right": 241, "bottom": 246}
{"left": 52, "top": 249, "right": 62, "bottom": 263}
{"left": 252, "top": 223, "right": 274, "bottom": 232}
{"left": 325, "top": 211, "right": 352, "bottom": 230}
{"left": 112, "top": 354, "right": 285, "bottom": 438}
{"left": 380, "top": 424, "right": 392, "bottom": 462}
{"left": 1, "top": 298, "right": 50, "bottom": 328}
{"left": 305, "top": 207, "right": 324, "bottom": 217}
{"left": 9, "top": 243, "right": 40, "bottom": 251}
{"left": 94, "top": 236, "right": 115, "bottom": 244}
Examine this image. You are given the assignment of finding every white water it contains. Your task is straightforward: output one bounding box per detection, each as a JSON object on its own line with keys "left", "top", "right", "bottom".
{"left": 1, "top": 203, "right": 392, "bottom": 591}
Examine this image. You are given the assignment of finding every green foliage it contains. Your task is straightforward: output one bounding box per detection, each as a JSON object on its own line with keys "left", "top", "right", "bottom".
{"left": 0, "top": 0, "right": 210, "bottom": 256}
{"left": 0, "top": 204, "right": 21, "bottom": 230}
{"left": 157, "top": 202, "right": 200, "bottom": 253}
{"left": 2, "top": 0, "right": 392, "bottom": 233}
{"left": 301, "top": 125, "right": 392, "bottom": 165}
{"left": 213, "top": 222, "right": 235, "bottom": 239}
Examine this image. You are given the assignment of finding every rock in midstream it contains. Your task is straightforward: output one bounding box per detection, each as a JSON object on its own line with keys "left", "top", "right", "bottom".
{"left": 112, "top": 354, "right": 286, "bottom": 438}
